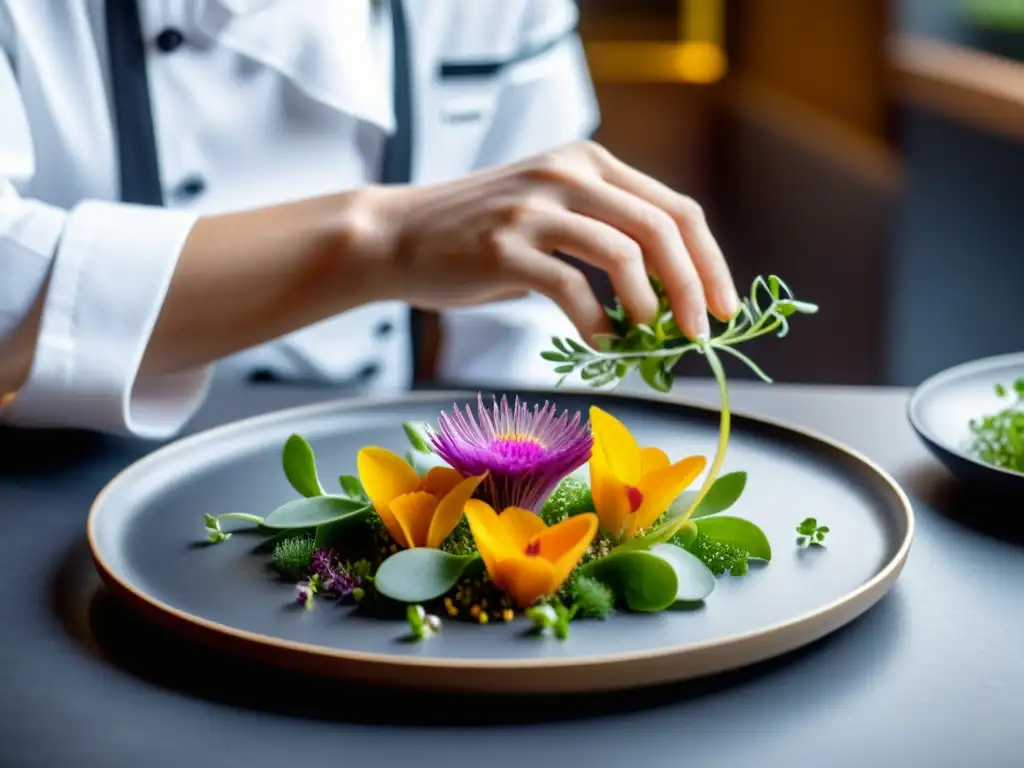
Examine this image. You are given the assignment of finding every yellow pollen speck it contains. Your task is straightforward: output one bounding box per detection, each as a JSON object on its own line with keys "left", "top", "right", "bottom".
{"left": 478, "top": 612, "right": 489, "bottom": 625}
{"left": 496, "top": 432, "right": 543, "bottom": 447}
{"left": 502, "top": 609, "right": 514, "bottom": 622}
{"left": 470, "top": 605, "right": 481, "bottom": 618}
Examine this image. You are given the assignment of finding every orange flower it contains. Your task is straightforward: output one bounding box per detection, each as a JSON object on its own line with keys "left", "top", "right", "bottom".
{"left": 356, "top": 447, "right": 485, "bottom": 549}
{"left": 463, "top": 500, "right": 598, "bottom": 608}
{"left": 588, "top": 406, "right": 706, "bottom": 540}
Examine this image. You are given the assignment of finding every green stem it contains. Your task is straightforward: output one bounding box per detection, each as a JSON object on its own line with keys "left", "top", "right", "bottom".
{"left": 654, "top": 344, "right": 731, "bottom": 540}
{"left": 217, "top": 512, "right": 265, "bottom": 525}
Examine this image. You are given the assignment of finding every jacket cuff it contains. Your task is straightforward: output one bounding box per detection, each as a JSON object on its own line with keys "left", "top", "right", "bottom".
{"left": 3, "top": 200, "right": 213, "bottom": 439}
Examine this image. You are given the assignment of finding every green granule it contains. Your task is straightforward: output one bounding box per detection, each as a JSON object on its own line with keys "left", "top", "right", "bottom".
{"left": 540, "top": 476, "right": 594, "bottom": 525}
{"left": 272, "top": 535, "right": 316, "bottom": 580}
{"left": 681, "top": 531, "right": 749, "bottom": 576}
{"left": 440, "top": 517, "right": 477, "bottom": 556}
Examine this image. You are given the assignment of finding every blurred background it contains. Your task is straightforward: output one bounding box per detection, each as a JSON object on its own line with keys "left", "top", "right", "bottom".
{"left": 573, "top": 0, "right": 1023, "bottom": 388}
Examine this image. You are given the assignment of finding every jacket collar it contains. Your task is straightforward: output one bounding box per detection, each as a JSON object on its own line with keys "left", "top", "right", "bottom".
{"left": 195, "top": 0, "right": 395, "bottom": 134}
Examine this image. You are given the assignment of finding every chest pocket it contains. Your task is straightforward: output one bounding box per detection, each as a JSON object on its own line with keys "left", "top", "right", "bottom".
{"left": 420, "top": 65, "right": 504, "bottom": 183}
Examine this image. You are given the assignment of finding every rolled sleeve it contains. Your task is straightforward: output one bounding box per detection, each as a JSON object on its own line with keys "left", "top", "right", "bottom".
{"left": 2, "top": 200, "right": 212, "bottom": 439}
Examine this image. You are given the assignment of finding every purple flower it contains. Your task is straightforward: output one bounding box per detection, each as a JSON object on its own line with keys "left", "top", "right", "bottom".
{"left": 426, "top": 393, "right": 593, "bottom": 513}
{"left": 310, "top": 548, "right": 361, "bottom": 597}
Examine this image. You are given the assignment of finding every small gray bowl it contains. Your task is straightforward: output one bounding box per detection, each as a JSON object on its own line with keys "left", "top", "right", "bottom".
{"left": 908, "top": 353, "right": 1024, "bottom": 493}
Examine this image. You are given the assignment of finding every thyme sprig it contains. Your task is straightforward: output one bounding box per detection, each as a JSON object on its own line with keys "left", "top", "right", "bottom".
{"left": 542, "top": 274, "right": 818, "bottom": 393}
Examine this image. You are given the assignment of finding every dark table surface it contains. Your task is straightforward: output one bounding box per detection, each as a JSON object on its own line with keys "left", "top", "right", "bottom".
{"left": 1, "top": 377, "right": 1021, "bottom": 768}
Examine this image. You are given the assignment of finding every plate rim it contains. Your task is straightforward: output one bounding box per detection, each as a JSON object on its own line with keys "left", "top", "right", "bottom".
{"left": 87, "top": 386, "right": 915, "bottom": 686}
{"left": 906, "top": 351, "right": 1024, "bottom": 480}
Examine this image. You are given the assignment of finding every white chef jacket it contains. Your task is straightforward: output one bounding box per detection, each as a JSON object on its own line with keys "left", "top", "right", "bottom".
{"left": 0, "top": 0, "right": 598, "bottom": 439}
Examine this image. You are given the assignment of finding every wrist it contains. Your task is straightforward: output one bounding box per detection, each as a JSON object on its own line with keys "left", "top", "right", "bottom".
{"left": 316, "top": 185, "right": 401, "bottom": 310}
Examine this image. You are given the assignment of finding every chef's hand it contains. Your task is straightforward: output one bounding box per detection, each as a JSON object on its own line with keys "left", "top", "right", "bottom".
{"left": 365, "top": 140, "right": 739, "bottom": 342}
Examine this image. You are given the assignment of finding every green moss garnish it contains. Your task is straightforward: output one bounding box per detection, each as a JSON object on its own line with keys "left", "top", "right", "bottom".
{"left": 568, "top": 575, "right": 615, "bottom": 618}
{"left": 272, "top": 535, "right": 316, "bottom": 580}
{"left": 680, "top": 531, "right": 749, "bottom": 576}
{"left": 439, "top": 516, "right": 477, "bottom": 556}
{"left": 540, "top": 476, "right": 595, "bottom": 525}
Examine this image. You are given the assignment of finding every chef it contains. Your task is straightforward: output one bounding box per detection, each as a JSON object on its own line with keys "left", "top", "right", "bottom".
{"left": 0, "top": 0, "right": 739, "bottom": 440}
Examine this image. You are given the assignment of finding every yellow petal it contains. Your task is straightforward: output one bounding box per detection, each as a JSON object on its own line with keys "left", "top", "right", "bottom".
{"left": 494, "top": 556, "right": 557, "bottom": 608}
{"left": 592, "top": 473, "right": 633, "bottom": 538}
{"left": 388, "top": 491, "right": 439, "bottom": 549}
{"left": 498, "top": 506, "right": 547, "bottom": 550}
{"left": 357, "top": 447, "right": 420, "bottom": 512}
{"left": 536, "top": 512, "right": 599, "bottom": 589}
{"left": 633, "top": 455, "right": 707, "bottom": 533}
{"left": 464, "top": 499, "right": 519, "bottom": 581}
{"left": 589, "top": 406, "right": 642, "bottom": 484}
{"left": 640, "top": 446, "right": 670, "bottom": 474}
{"left": 589, "top": 430, "right": 631, "bottom": 537}
{"left": 426, "top": 473, "right": 487, "bottom": 549}
{"left": 419, "top": 466, "right": 463, "bottom": 498}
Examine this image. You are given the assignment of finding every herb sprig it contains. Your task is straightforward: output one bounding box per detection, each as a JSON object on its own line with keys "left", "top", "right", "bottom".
{"left": 966, "top": 379, "right": 1024, "bottom": 473}
{"left": 544, "top": 274, "right": 818, "bottom": 546}
{"left": 542, "top": 274, "right": 817, "bottom": 393}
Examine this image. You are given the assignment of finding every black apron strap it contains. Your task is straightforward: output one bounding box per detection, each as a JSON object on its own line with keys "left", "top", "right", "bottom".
{"left": 378, "top": 0, "right": 429, "bottom": 384}
{"left": 104, "top": 0, "right": 428, "bottom": 383}
{"left": 104, "top": 0, "right": 165, "bottom": 206}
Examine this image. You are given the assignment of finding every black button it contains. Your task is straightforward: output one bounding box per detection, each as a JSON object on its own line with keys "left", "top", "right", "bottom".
{"left": 248, "top": 369, "right": 278, "bottom": 383}
{"left": 155, "top": 28, "right": 185, "bottom": 53}
{"left": 173, "top": 175, "right": 206, "bottom": 201}
{"left": 374, "top": 321, "right": 394, "bottom": 338}
{"left": 358, "top": 363, "right": 381, "bottom": 381}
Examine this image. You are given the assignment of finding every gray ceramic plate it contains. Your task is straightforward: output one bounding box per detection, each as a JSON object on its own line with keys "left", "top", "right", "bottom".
{"left": 908, "top": 353, "right": 1024, "bottom": 492}
{"left": 87, "top": 388, "right": 914, "bottom": 694}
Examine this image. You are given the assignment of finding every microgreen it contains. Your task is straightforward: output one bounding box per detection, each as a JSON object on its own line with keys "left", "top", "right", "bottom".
{"left": 966, "top": 378, "right": 1024, "bottom": 472}
{"left": 203, "top": 512, "right": 265, "bottom": 543}
{"left": 282, "top": 434, "right": 326, "bottom": 497}
{"left": 568, "top": 575, "right": 615, "bottom": 619}
{"left": 696, "top": 516, "right": 772, "bottom": 561}
{"left": 261, "top": 496, "right": 371, "bottom": 529}
{"left": 545, "top": 275, "right": 817, "bottom": 548}
{"left": 406, "top": 604, "right": 442, "bottom": 640}
{"left": 526, "top": 602, "right": 576, "bottom": 639}
{"left": 374, "top": 549, "right": 483, "bottom": 603}
{"left": 796, "top": 517, "right": 829, "bottom": 547}
{"left": 272, "top": 535, "right": 316, "bottom": 580}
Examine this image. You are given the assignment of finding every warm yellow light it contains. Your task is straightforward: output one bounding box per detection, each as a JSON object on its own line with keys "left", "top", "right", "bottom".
{"left": 584, "top": 42, "right": 727, "bottom": 84}
{"left": 584, "top": 0, "right": 727, "bottom": 84}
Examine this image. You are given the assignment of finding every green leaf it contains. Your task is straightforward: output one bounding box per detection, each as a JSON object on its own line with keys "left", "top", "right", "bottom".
{"left": 796, "top": 536, "right": 807, "bottom": 546}
{"left": 374, "top": 549, "right": 482, "bottom": 603}
{"left": 685, "top": 471, "right": 747, "bottom": 519}
{"left": 262, "top": 496, "right": 371, "bottom": 530}
{"left": 579, "top": 550, "right": 680, "bottom": 612}
{"left": 541, "top": 350, "right": 569, "bottom": 362}
{"left": 697, "top": 516, "right": 772, "bottom": 560}
{"left": 649, "top": 543, "right": 716, "bottom": 602}
{"left": 996, "top": 383, "right": 1008, "bottom": 397}
{"left": 338, "top": 474, "right": 366, "bottom": 500}
{"left": 282, "top": 434, "right": 325, "bottom": 497}
{"left": 554, "top": 364, "right": 575, "bottom": 374}
{"left": 639, "top": 356, "right": 672, "bottom": 392}
{"left": 768, "top": 275, "right": 781, "bottom": 299}
{"left": 402, "top": 422, "right": 432, "bottom": 453}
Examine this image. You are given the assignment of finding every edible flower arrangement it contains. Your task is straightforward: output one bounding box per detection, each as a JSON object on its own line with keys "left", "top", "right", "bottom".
{"left": 203, "top": 275, "right": 823, "bottom": 639}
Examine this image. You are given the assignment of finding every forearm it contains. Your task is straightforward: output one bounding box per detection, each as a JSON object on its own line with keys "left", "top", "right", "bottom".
{"left": 139, "top": 190, "right": 381, "bottom": 379}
